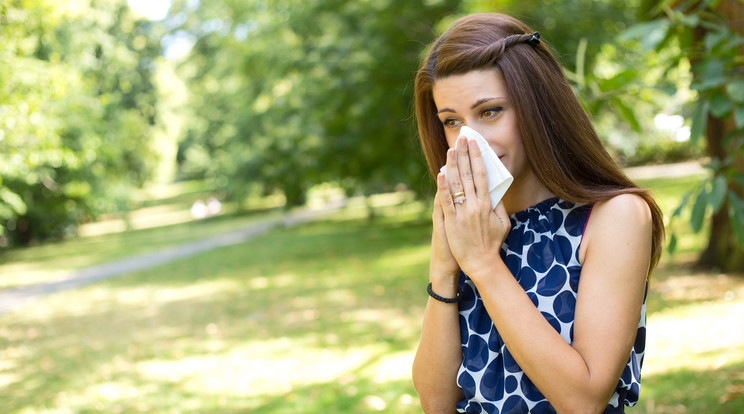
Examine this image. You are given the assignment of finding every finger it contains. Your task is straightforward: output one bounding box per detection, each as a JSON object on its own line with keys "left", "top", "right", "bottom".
{"left": 494, "top": 200, "right": 512, "bottom": 230}
{"left": 456, "top": 136, "right": 475, "bottom": 196}
{"left": 468, "top": 139, "right": 490, "bottom": 207}
{"left": 494, "top": 199, "right": 509, "bottom": 218}
{"left": 445, "top": 148, "right": 464, "bottom": 198}
{"left": 432, "top": 191, "right": 444, "bottom": 224}
{"left": 437, "top": 172, "right": 457, "bottom": 216}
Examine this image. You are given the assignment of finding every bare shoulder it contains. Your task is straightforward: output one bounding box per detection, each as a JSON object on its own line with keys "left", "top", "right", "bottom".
{"left": 591, "top": 193, "right": 653, "bottom": 225}
{"left": 580, "top": 193, "right": 653, "bottom": 265}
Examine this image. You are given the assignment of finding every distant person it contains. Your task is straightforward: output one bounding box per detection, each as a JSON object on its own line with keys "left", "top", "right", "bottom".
{"left": 190, "top": 199, "right": 207, "bottom": 219}
{"left": 207, "top": 197, "right": 222, "bottom": 215}
{"left": 411, "top": 13, "right": 664, "bottom": 413}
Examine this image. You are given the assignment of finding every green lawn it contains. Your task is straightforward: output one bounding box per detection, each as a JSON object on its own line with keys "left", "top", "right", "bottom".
{"left": 0, "top": 176, "right": 742, "bottom": 413}
{"left": 0, "top": 179, "right": 285, "bottom": 290}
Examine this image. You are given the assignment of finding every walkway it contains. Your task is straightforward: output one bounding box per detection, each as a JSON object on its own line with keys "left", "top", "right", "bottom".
{"left": 0, "top": 203, "right": 344, "bottom": 315}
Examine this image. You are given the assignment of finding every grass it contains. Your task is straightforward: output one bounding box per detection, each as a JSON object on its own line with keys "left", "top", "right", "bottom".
{"left": 0, "top": 179, "right": 287, "bottom": 290}
{"left": 0, "top": 209, "right": 433, "bottom": 413}
{"left": 0, "top": 174, "right": 743, "bottom": 413}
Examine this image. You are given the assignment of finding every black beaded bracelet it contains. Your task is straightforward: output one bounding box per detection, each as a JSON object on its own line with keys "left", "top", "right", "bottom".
{"left": 427, "top": 282, "right": 460, "bottom": 303}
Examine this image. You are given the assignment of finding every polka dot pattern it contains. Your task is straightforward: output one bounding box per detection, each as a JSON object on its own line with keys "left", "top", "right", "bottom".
{"left": 455, "top": 198, "right": 647, "bottom": 413}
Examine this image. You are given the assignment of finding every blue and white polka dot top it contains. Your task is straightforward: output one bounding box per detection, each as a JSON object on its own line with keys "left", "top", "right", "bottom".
{"left": 456, "top": 198, "right": 646, "bottom": 413}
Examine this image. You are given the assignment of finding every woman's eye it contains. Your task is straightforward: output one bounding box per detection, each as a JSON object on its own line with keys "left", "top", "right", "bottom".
{"left": 482, "top": 107, "right": 503, "bottom": 118}
{"left": 442, "top": 118, "right": 461, "bottom": 128}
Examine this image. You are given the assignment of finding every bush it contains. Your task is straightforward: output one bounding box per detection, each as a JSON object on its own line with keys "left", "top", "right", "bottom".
{"left": 619, "top": 138, "right": 705, "bottom": 167}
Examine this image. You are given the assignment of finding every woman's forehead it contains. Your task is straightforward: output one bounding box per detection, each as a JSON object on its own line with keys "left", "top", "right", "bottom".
{"left": 432, "top": 69, "right": 507, "bottom": 108}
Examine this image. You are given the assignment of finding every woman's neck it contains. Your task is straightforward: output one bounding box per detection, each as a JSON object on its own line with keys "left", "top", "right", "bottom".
{"left": 502, "top": 169, "right": 555, "bottom": 214}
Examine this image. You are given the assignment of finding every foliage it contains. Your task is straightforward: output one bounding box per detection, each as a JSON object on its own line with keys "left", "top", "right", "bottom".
{"left": 464, "top": 0, "right": 643, "bottom": 75}
{"left": 621, "top": 0, "right": 744, "bottom": 261}
{"left": 623, "top": 138, "right": 705, "bottom": 166}
{"left": 169, "top": 0, "right": 459, "bottom": 208}
{"left": 0, "top": 0, "right": 164, "bottom": 247}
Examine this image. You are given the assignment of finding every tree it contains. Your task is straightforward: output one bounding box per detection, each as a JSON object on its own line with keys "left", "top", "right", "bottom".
{"left": 627, "top": 0, "right": 744, "bottom": 272}
{"left": 169, "top": 0, "right": 459, "bottom": 208}
{"left": 0, "top": 0, "right": 164, "bottom": 247}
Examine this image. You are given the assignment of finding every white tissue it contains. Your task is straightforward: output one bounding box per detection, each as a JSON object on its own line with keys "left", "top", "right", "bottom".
{"left": 439, "top": 126, "right": 513, "bottom": 209}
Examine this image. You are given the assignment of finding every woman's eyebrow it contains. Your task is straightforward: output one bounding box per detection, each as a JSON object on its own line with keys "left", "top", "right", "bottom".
{"left": 470, "top": 97, "right": 505, "bottom": 109}
{"left": 437, "top": 97, "right": 507, "bottom": 115}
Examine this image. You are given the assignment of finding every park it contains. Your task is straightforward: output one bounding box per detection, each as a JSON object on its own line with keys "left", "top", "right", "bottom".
{"left": 1, "top": 0, "right": 743, "bottom": 412}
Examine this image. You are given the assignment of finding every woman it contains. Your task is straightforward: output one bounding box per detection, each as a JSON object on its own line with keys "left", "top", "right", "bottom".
{"left": 411, "top": 13, "right": 664, "bottom": 414}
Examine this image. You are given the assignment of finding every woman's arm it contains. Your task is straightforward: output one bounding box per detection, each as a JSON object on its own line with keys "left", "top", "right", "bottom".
{"left": 412, "top": 286, "right": 464, "bottom": 413}
{"left": 412, "top": 194, "right": 465, "bottom": 413}
{"left": 440, "top": 139, "right": 652, "bottom": 413}
{"left": 467, "top": 194, "right": 652, "bottom": 414}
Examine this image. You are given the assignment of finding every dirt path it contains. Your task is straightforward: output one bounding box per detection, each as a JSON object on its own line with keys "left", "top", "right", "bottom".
{"left": 0, "top": 204, "right": 343, "bottom": 315}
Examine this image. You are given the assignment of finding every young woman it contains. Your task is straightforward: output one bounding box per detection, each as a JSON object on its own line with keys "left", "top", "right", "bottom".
{"left": 411, "top": 13, "right": 664, "bottom": 414}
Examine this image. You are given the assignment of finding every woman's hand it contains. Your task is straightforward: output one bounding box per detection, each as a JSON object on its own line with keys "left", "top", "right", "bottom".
{"left": 430, "top": 191, "right": 460, "bottom": 283}
{"left": 437, "top": 137, "right": 511, "bottom": 278}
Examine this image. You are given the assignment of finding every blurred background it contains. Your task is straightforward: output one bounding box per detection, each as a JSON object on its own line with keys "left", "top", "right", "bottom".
{"left": 1, "top": 0, "right": 743, "bottom": 412}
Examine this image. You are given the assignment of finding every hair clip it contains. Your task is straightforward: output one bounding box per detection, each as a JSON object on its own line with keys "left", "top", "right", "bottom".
{"left": 527, "top": 32, "right": 540, "bottom": 46}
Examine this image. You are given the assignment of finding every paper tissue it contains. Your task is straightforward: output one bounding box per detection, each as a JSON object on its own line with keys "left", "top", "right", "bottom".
{"left": 439, "top": 126, "right": 513, "bottom": 209}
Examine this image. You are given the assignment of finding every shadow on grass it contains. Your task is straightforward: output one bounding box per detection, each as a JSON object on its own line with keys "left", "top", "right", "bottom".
{"left": 637, "top": 361, "right": 744, "bottom": 413}
{"left": 4, "top": 209, "right": 740, "bottom": 413}
{"left": 0, "top": 216, "right": 431, "bottom": 413}
{"left": 646, "top": 257, "right": 744, "bottom": 314}
{"left": 248, "top": 376, "right": 420, "bottom": 414}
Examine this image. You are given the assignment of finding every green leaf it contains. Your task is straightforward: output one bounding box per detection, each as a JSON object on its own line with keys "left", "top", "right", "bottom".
{"left": 691, "top": 59, "right": 727, "bottom": 91}
{"left": 0, "top": 188, "right": 27, "bottom": 215}
{"left": 672, "top": 192, "right": 691, "bottom": 218}
{"left": 690, "top": 187, "right": 708, "bottom": 233}
{"left": 709, "top": 90, "right": 733, "bottom": 117}
{"left": 690, "top": 101, "right": 708, "bottom": 144}
{"left": 726, "top": 81, "right": 744, "bottom": 103}
{"left": 618, "top": 20, "right": 671, "bottom": 50}
{"left": 611, "top": 98, "right": 641, "bottom": 132}
{"left": 734, "top": 174, "right": 744, "bottom": 191}
{"left": 728, "top": 191, "right": 744, "bottom": 247}
{"left": 704, "top": 29, "right": 727, "bottom": 51}
{"left": 661, "top": 84, "right": 678, "bottom": 96}
{"left": 734, "top": 105, "right": 744, "bottom": 129}
{"left": 710, "top": 175, "right": 727, "bottom": 213}
{"left": 667, "top": 232, "right": 678, "bottom": 254}
{"left": 678, "top": 13, "right": 700, "bottom": 28}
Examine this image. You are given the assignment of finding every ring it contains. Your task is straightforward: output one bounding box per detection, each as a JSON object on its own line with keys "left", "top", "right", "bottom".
{"left": 451, "top": 191, "right": 465, "bottom": 199}
{"left": 453, "top": 195, "right": 466, "bottom": 204}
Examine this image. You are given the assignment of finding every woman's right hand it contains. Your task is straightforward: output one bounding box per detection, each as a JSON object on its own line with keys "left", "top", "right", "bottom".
{"left": 430, "top": 190, "right": 460, "bottom": 284}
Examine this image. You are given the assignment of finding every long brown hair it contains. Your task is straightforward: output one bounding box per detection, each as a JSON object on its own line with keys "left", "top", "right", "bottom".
{"left": 414, "top": 13, "right": 664, "bottom": 272}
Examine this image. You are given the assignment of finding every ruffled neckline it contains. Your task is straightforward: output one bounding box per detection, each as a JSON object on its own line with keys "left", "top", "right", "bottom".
{"left": 510, "top": 197, "right": 564, "bottom": 222}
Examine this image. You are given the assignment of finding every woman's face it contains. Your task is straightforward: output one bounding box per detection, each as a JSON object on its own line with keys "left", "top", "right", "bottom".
{"left": 431, "top": 68, "right": 528, "bottom": 180}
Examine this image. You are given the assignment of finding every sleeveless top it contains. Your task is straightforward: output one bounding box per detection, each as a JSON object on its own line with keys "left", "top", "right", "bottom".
{"left": 456, "top": 198, "right": 646, "bottom": 413}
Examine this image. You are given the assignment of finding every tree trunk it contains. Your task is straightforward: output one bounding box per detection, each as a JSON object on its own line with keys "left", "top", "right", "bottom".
{"left": 699, "top": 116, "right": 744, "bottom": 271}
{"left": 696, "top": 0, "right": 744, "bottom": 273}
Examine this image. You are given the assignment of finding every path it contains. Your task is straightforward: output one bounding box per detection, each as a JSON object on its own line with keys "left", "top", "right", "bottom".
{"left": 0, "top": 161, "right": 703, "bottom": 316}
{"left": 624, "top": 160, "right": 705, "bottom": 180}
{"left": 0, "top": 203, "right": 344, "bottom": 315}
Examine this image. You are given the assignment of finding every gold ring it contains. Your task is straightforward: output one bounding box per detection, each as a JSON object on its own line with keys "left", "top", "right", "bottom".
{"left": 451, "top": 191, "right": 465, "bottom": 199}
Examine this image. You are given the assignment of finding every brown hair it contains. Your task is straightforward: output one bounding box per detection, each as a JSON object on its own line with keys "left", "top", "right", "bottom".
{"left": 414, "top": 13, "right": 664, "bottom": 272}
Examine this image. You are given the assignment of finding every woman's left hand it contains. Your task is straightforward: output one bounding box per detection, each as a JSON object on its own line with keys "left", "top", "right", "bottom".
{"left": 437, "top": 137, "right": 511, "bottom": 277}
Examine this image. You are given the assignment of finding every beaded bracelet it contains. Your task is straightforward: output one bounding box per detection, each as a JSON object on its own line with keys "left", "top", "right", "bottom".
{"left": 427, "top": 282, "right": 461, "bottom": 303}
